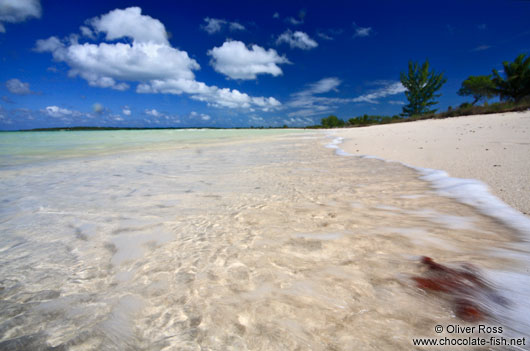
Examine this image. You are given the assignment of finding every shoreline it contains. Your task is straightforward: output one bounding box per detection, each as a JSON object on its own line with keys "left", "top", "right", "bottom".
{"left": 334, "top": 111, "right": 530, "bottom": 216}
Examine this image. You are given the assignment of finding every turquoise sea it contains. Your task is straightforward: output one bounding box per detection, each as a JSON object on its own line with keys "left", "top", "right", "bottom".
{"left": 0, "top": 129, "right": 299, "bottom": 167}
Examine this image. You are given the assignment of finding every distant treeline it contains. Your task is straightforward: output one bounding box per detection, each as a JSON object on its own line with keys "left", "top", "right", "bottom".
{"left": 312, "top": 99, "right": 530, "bottom": 129}
{"left": 25, "top": 126, "right": 150, "bottom": 131}
{"left": 22, "top": 126, "right": 290, "bottom": 132}
{"left": 313, "top": 53, "right": 530, "bottom": 129}
{"left": 306, "top": 114, "right": 404, "bottom": 128}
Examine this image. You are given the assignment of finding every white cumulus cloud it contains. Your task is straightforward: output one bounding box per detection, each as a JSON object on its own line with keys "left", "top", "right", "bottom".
{"left": 34, "top": 7, "right": 198, "bottom": 91}
{"left": 79, "top": 25, "right": 95, "bottom": 39}
{"left": 202, "top": 17, "right": 245, "bottom": 34}
{"left": 276, "top": 30, "right": 318, "bottom": 50}
{"left": 42, "top": 105, "right": 78, "bottom": 118}
{"left": 0, "top": 0, "right": 41, "bottom": 33}
{"left": 145, "top": 108, "right": 160, "bottom": 117}
{"left": 34, "top": 36, "right": 62, "bottom": 51}
{"left": 90, "top": 7, "right": 168, "bottom": 44}
{"left": 35, "top": 38, "right": 198, "bottom": 91}
{"left": 138, "top": 79, "right": 281, "bottom": 110}
{"left": 202, "top": 17, "right": 224, "bottom": 34}
{"left": 208, "top": 40, "right": 289, "bottom": 80}
{"left": 122, "top": 106, "right": 131, "bottom": 115}
{"left": 5, "top": 78, "right": 35, "bottom": 95}
{"left": 35, "top": 7, "right": 280, "bottom": 111}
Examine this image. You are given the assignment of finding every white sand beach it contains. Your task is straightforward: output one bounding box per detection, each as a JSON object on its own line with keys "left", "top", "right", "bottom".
{"left": 337, "top": 111, "right": 530, "bottom": 215}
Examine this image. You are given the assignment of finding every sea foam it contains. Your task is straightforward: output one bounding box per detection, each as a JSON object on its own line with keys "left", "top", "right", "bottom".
{"left": 326, "top": 134, "right": 530, "bottom": 335}
{"left": 325, "top": 135, "right": 530, "bottom": 239}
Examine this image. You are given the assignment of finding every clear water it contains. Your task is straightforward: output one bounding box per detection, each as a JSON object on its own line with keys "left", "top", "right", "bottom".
{"left": 1, "top": 130, "right": 529, "bottom": 350}
{"left": 0, "top": 129, "right": 296, "bottom": 167}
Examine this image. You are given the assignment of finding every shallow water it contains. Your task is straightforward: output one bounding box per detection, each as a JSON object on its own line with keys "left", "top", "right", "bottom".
{"left": 0, "top": 129, "right": 294, "bottom": 167}
{"left": 0, "top": 130, "right": 529, "bottom": 350}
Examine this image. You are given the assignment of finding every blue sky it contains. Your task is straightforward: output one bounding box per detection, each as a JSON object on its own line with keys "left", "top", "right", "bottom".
{"left": 0, "top": 0, "right": 529, "bottom": 130}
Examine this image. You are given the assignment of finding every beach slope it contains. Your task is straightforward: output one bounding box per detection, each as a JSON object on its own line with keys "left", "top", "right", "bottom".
{"left": 337, "top": 111, "right": 530, "bottom": 215}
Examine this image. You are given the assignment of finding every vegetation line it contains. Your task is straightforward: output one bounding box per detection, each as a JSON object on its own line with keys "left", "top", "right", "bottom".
{"left": 312, "top": 53, "right": 530, "bottom": 129}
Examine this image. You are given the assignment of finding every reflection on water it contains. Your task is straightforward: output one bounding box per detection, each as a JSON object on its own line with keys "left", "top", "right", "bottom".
{"left": 0, "top": 131, "right": 528, "bottom": 350}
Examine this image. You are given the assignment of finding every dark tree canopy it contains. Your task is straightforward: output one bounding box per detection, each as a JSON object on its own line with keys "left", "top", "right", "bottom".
{"left": 321, "top": 115, "right": 345, "bottom": 128}
{"left": 400, "top": 60, "right": 447, "bottom": 116}
{"left": 457, "top": 75, "right": 495, "bottom": 105}
{"left": 491, "top": 53, "right": 530, "bottom": 102}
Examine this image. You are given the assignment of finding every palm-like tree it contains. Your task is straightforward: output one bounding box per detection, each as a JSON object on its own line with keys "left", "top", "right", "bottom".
{"left": 491, "top": 54, "right": 530, "bottom": 102}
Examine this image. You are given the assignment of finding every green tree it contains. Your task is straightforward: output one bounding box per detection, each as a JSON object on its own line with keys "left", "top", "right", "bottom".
{"left": 347, "top": 117, "right": 360, "bottom": 126}
{"left": 321, "top": 115, "right": 345, "bottom": 128}
{"left": 457, "top": 75, "right": 495, "bottom": 105}
{"left": 400, "top": 60, "right": 447, "bottom": 116}
{"left": 491, "top": 53, "right": 530, "bottom": 102}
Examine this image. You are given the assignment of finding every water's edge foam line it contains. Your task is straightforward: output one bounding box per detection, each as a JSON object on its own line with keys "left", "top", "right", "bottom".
{"left": 324, "top": 134, "right": 530, "bottom": 239}
{"left": 325, "top": 133, "right": 530, "bottom": 337}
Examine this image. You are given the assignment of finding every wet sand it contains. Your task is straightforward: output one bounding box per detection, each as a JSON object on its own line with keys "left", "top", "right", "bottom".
{"left": 336, "top": 111, "right": 530, "bottom": 215}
